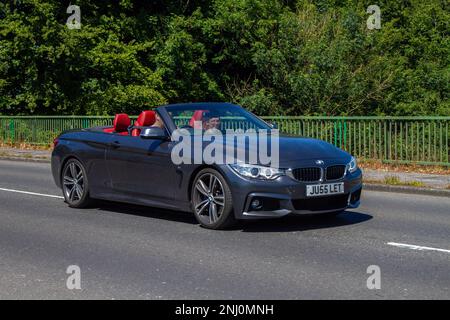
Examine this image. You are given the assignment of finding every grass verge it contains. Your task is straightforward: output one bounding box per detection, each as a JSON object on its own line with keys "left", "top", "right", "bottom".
{"left": 359, "top": 159, "right": 450, "bottom": 175}
{"left": 364, "top": 175, "right": 426, "bottom": 188}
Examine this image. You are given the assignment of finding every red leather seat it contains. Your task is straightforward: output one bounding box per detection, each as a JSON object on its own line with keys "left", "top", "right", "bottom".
{"left": 189, "top": 110, "right": 205, "bottom": 128}
{"left": 131, "top": 110, "right": 156, "bottom": 136}
{"left": 103, "top": 113, "right": 131, "bottom": 135}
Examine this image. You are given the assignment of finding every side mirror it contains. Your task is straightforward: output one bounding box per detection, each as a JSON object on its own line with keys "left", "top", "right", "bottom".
{"left": 140, "top": 127, "right": 168, "bottom": 140}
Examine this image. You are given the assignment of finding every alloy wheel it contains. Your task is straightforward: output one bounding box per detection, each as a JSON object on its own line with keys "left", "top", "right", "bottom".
{"left": 63, "top": 161, "right": 85, "bottom": 203}
{"left": 193, "top": 173, "right": 225, "bottom": 225}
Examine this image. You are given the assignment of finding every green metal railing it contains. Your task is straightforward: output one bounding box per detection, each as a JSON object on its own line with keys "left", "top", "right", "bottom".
{"left": 264, "top": 116, "right": 450, "bottom": 166}
{"left": 0, "top": 116, "right": 449, "bottom": 166}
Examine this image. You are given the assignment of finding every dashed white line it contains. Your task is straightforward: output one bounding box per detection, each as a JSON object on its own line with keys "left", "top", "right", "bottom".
{"left": 0, "top": 187, "right": 63, "bottom": 199}
{"left": 0, "top": 188, "right": 449, "bottom": 257}
{"left": 387, "top": 242, "right": 450, "bottom": 254}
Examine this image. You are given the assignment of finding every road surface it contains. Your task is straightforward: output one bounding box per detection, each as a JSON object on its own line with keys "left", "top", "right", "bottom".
{"left": 0, "top": 160, "right": 448, "bottom": 299}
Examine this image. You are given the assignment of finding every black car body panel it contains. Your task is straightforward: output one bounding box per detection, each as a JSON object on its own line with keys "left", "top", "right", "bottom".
{"left": 52, "top": 103, "right": 362, "bottom": 220}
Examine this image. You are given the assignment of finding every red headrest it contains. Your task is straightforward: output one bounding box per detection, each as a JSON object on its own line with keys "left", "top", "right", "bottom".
{"left": 131, "top": 110, "right": 156, "bottom": 136}
{"left": 136, "top": 110, "right": 156, "bottom": 127}
{"left": 114, "top": 113, "right": 131, "bottom": 132}
{"left": 189, "top": 110, "right": 206, "bottom": 128}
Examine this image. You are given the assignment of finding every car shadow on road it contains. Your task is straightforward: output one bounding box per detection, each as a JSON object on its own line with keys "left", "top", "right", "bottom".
{"left": 239, "top": 211, "right": 372, "bottom": 232}
{"left": 93, "top": 200, "right": 198, "bottom": 225}
{"left": 92, "top": 201, "right": 372, "bottom": 232}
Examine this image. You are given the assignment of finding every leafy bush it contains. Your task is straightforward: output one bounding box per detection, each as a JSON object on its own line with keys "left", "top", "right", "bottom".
{"left": 0, "top": 0, "right": 448, "bottom": 116}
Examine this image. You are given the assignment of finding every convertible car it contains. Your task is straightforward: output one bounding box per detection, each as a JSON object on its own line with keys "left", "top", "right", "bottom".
{"left": 51, "top": 103, "right": 362, "bottom": 229}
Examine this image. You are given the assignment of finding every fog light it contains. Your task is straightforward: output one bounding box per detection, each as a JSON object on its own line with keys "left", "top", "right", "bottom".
{"left": 251, "top": 199, "right": 263, "bottom": 210}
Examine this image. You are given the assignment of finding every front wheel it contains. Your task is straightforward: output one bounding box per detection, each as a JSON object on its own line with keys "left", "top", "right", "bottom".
{"left": 61, "top": 158, "right": 92, "bottom": 208}
{"left": 191, "top": 168, "right": 236, "bottom": 229}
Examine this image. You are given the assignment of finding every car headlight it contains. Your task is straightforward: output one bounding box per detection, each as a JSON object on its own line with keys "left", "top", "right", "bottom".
{"left": 229, "top": 163, "right": 285, "bottom": 180}
{"left": 347, "top": 156, "right": 358, "bottom": 173}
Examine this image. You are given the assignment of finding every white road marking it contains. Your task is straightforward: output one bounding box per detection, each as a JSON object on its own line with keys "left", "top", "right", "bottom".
{"left": 387, "top": 242, "right": 450, "bottom": 254}
{"left": 0, "top": 187, "right": 63, "bottom": 199}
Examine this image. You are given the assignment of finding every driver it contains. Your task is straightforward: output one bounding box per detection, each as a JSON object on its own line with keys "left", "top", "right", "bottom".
{"left": 152, "top": 113, "right": 165, "bottom": 129}
{"left": 202, "top": 111, "right": 221, "bottom": 131}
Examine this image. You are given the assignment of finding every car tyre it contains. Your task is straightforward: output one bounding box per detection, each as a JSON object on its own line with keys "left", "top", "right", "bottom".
{"left": 61, "top": 158, "right": 93, "bottom": 208}
{"left": 191, "top": 168, "right": 236, "bottom": 230}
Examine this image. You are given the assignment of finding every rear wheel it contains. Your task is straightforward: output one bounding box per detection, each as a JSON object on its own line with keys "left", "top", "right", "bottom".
{"left": 61, "top": 158, "right": 92, "bottom": 208}
{"left": 191, "top": 168, "right": 236, "bottom": 229}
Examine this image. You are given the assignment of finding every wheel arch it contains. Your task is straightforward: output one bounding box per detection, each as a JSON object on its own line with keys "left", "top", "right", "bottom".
{"left": 187, "top": 165, "right": 230, "bottom": 202}
{"left": 59, "top": 155, "right": 84, "bottom": 183}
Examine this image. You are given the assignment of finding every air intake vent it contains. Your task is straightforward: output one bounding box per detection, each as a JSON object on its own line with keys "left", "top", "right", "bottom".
{"left": 292, "top": 194, "right": 349, "bottom": 211}
{"left": 326, "top": 165, "right": 346, "bottom": 180}
{"left": 292, "top": 167, "right": 321, "bottom": 182}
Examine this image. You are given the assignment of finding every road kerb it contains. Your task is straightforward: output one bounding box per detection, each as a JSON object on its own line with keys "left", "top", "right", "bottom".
{"left": 364, "top": 183, "right": 450, "bottom": 198}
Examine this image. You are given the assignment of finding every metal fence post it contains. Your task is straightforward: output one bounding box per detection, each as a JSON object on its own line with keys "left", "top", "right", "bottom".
{"left": 9, "top": 119, "right": 15, "bottom": 144}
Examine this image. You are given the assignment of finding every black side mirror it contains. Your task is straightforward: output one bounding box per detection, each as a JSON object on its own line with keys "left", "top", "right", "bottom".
{"left": 140, "top": 127, "right": 168, "bottom": 140}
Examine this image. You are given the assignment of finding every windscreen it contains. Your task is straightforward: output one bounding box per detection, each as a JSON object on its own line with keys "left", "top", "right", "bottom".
{"left": 164, "top": 104, "right": 271, "bottom": 133}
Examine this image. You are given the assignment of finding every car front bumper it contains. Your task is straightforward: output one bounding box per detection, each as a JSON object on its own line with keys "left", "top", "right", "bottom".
{"left": 221, "top": 166, "right": 363, "bottom": 220}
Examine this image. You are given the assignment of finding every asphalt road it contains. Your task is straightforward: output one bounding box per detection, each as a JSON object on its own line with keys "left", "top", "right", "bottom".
{"left": 0, "top": 160, "right": 448, "bottom": 300}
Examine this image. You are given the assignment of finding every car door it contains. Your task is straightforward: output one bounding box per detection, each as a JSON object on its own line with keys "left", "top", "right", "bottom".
{"left": 105, "top": 133, "right": 178, "bottom": 201}
{"left": 62, "top": 130, "right": 114, "bottom": 198}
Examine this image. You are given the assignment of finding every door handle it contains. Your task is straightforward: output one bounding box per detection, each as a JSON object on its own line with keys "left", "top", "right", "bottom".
{"left": 109, "top": 141, "right": 120, "bottom": 148}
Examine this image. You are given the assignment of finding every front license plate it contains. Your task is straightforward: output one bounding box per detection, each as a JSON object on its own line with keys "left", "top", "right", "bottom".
{"left": 306, "top": 182, "right": 344, "bottom": 197}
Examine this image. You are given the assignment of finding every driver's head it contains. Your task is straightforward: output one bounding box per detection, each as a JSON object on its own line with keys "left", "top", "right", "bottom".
{"left": 153, "top": 112, "right": 164, "bottom": 129}
{"left": 202, "top": 111, "right": 221, "bottom": 130}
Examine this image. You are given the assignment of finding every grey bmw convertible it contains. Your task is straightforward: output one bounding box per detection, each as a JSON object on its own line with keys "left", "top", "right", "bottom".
{"left": 51, "top": 103, "right": 362, "bottom": 229}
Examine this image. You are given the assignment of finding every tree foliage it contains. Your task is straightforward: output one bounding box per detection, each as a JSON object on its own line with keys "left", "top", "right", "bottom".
{"left": 0, "top": 0, "right": 448, "bottom": 115}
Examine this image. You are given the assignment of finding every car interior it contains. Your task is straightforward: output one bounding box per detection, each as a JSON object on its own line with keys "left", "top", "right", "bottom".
{"left": 103, "top": 110, "right": 157, "bottom": 136}
{"left": 103, "top": 109, "right": 212, "bottom": 135}
{"left": 131, "top": 111, "right": 156, "bottom": 136}
{"left": 188, "top": 110, "right": 205, "bottom": 128}
{"left": 102, "top": 107, "right": 271, "bottom": 138}
{"left": 102, "top": 113, "right": 131, "bottom": 135}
